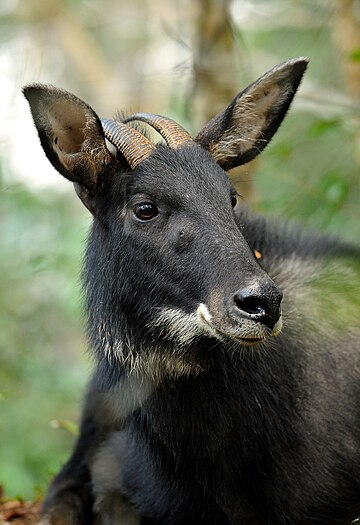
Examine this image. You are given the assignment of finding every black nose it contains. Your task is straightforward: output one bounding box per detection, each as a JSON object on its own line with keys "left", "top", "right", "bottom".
{"left": 233, "top": 283, "right": 282, "bottom": 329}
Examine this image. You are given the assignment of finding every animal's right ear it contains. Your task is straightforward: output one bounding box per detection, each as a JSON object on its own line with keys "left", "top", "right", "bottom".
{"left": 23, "top": 84, "right": 118, "bottom": 213}
{"left": 195, "top": 58, "right": 308, "bottom": 171}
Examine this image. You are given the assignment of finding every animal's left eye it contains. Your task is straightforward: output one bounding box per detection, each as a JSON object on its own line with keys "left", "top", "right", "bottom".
{"left": 133, "top": 202, "right": 159, "bottom": 221}
{"left": 231, "top": 195, "right": 237, "bottom": 208}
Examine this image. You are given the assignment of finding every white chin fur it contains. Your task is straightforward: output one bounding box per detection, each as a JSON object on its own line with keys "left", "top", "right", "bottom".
{"left": 153, "top": 304, "right": 282, "bottom": 347}
{"left": 151, "top": 306, "right": 203, "bottom": 346}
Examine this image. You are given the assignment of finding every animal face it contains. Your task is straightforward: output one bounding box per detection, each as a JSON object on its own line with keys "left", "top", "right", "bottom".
{"left": 23, "top": 58, "right": 307, "bottom": 372}
{"left": 88, "top": 143, "right": 282, "bottom": 348}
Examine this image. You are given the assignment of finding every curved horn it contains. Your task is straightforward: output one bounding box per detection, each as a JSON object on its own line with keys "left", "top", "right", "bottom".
{"left": 101, "top": 119, "right": 156, "bottom": 169}
{"left": 124, "top": 113, "right": 193, "bottom": 149}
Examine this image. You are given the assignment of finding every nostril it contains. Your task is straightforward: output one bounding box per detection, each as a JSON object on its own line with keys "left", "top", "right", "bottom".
{"left": 233, "top": 284, "right": 282, "bottom": 328}
{"left": 234, "top": 295, "right": 266, "bottom": 317}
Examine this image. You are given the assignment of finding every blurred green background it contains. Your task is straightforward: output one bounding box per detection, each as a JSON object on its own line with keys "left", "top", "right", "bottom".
{"left": 0, "top": 0, "right": 359, "bottom": 499}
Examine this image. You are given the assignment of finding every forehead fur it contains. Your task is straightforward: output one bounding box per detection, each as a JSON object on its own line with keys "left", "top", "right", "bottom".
{"left": 129, "top": 142, "right": 233, "bottom": 200}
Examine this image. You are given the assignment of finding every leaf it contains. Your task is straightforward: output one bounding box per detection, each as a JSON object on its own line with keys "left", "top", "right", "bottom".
{"left": 349, "top": 49, "right": 360, "bottom": 62}
{"left": 309, "top": 119, "right": 340, "bottom": 138}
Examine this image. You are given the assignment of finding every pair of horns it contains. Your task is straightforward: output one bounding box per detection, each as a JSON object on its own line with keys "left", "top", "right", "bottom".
{"left": 101, "top": 113, "right": 192, "bottom": 169}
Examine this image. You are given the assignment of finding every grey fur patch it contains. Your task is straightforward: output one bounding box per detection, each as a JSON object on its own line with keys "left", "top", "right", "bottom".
{"left": 91, "top": 375, "right": 156, "bottom": 428}
{"left": 91, "top": 432, "right": 140, "bottom": 525}
{"left": 270, "top": 254, "right": 360, "bottom": 340}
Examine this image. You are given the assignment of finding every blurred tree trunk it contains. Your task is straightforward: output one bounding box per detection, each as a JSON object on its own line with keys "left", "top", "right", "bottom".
{"left": 332, "top": 0, "right": 360, "bottom": 100}
{"left": 189, "top": 0, "right": 257, "bottom": 203}
{"left": 332, "top": 0, "right": 360, "bottom": 166}
{"left": 19, "top": 0, "right": 129, "bottom": 112}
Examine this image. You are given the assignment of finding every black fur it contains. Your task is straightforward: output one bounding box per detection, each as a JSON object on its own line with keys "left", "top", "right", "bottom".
{"left": 23, "top": 59, "right": 360, "bottom": 525}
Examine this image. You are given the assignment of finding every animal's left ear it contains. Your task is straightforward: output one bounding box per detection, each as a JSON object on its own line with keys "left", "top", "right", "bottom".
{"left": 23, "top": 84, "right": 118, "bottom": 212}
{"left": 195, "top": 58, "right": 308, "bottom": 171}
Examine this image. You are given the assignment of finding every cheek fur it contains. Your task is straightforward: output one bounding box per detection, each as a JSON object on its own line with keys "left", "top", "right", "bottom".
{"left": 149, "top": 306, "right": 205, "bottom": 346}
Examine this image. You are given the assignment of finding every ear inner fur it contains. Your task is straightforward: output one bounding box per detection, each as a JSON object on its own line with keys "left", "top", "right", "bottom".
{"left": 22, "top": 84, "right": 117, "bottom": 190}
{"left": 195, "top": 58, "right": 308, "bottom": 170}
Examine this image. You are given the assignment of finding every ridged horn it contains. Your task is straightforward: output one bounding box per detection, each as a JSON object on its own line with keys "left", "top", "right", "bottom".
{"left": 101, "top": 119, "right": 156, "bottom": 169}
{"left": 124, "top": 113, "right": 193, "bottom": 149}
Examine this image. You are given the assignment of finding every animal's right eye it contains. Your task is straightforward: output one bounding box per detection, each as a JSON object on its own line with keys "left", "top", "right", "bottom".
{"left": 133, "top": 202, "right": 159, "bottom": 221}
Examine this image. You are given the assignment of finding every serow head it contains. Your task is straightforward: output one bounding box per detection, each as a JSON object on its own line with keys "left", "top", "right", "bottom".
{"left": 23, "top": 58, "right": 307, "bottom": 370}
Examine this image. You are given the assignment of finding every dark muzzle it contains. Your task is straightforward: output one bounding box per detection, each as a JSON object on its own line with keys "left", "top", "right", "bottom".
{"left": 232, "top": 281, "right": 283, "bottom": 330}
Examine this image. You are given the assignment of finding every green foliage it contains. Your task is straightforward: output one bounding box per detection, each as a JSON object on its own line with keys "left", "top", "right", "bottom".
{"left": 255, "top": 113, "right": 359, "bottom": 241}
{"left": 0, "top": 170, "right": 89, "bottom": 498}
{"left": 350, "top": 49, "right": 360, "bottom": 63}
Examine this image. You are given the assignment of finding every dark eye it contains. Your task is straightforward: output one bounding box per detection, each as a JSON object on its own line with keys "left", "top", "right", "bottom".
{"left": 133, "top": 202, "right": 159, "bottom": 221}
{"left": 231, "top": 195, "right": 237, "bottom": 208}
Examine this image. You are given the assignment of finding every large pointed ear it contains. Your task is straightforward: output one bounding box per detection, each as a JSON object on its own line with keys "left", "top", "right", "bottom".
{"left": 23, "top": 84, "right": 118, "bottom": 212}
{"left": 195, "top": 58, "right": 308, "bottom": 171}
